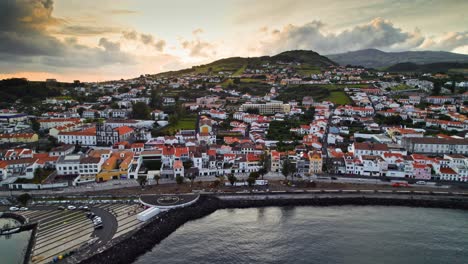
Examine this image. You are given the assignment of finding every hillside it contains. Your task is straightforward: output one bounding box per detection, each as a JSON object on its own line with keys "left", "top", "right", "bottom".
{"left": 327, "top": 49, "right": 468, "bottom": 68}
{"left": 386, "top": 62, "right": 468, "bottom": 73}
{"left": 0, "top": 78, "right": 64, "bottom": 105}
{"left": 153, "top": 50, "right": 337, "bottom": 77}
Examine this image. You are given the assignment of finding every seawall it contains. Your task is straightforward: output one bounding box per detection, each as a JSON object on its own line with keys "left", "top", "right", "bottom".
{"left": 76, "top": 193, "right": 468, "bottom": 264}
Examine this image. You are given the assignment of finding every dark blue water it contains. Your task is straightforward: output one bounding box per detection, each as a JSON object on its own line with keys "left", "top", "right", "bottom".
{"left": 134, "top": 206, "right": 468, "bottom": 264}
{"left": 0, "top": 218, "right": 31, "bottom": 264}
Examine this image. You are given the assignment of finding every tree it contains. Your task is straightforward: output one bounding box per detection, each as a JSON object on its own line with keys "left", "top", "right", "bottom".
{"left": 111, "top": 102, "right": 120, "bottom": 109}
{"left": 218, "top": 175, "right": 226, "bottom": 185}
{"left": 258, "top": 167, "right": 267, "bottom": 180}
{"left": 132, "top": 102, "right": 151, "bottom": 119}
{"left": 303, "top": 107, "right": 315, "bottom": 121}
{"left": 175, "top": 175, "right": 184, "bottom": 185}
{"left": 432, "top": 82, "right": 441, "bottom": 95}
{"left": 450, "top": 81, "right": 456, "bottom": 93}
{"left": 34, "top": 168, "right": 44, "bottom": 178}
{"left": 31, "top": 118, "right": 40, "bottom": 132}
{"left": 228, "top": 174, "right": 237, "bottom": 186}
{"left": 17, "top": 193, "right": 32, "bottom": 206}
{"left": 281, "top": 159, "right": 296, "bottom": 181}
{"left": 247, "top": 176, "right": 256, "bottom": 187}
{"left": 150, "top": 88, "right": 161, "bottom": 108}
{"left": 77, "top": 107, "right": 85, "bottom": 117}
{"left": 183, "top": 160, "right": 193, "bottom": 170}
{"left": 137, "top": 176, "right": 147, "bottom": 188}
{"left": 154, "top": 174, "right": 160, "bottom": 185}
{"left": 188, "top": 173, "right": 196, "bottom": 187}
{"left": 249, "top": 171, "right": 260, "bottom": 179}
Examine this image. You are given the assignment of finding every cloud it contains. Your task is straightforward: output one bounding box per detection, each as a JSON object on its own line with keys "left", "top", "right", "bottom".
{"left": 122, "top": 30, "right": 138, "bottom": 40}
{"left": 122, "top": 31, "right": 166, "bottom": 51}
{"left": 181, "top": 39, "right": 216, "bottom": 58}
{"left": 180, "top": 30, "right": 216, "bottom": 58}
{"left": 109, "top": 9, "right": 139, "bottom": 15}
{"left": 0, "top": 0, "right": 135, "bottom": 74}
{"left": 55, "top": 25, "right": 121, "bottom": 36}
{"left": 257, "top": 18, "right": 428, "bottom": 54}
{"left": 98, "top": 38, "right": 120, "bottom": 52}
{"left": 192, "top": 28, "right": 204, "bottom": 35}
{"left": 421, "top": 31, "right": 468, "bottom": 51}
{"left": 139, "top": 33, "right": 166, "bottom": 51}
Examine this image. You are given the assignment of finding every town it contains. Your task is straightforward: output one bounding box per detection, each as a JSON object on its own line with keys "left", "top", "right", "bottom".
{"left": 1, "top": 52, "right": 467, "bottom": 194}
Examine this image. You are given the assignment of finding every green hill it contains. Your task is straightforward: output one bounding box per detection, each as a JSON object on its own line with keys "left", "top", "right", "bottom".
{"left": 386, "top": 62, "right": 468, "bottom": 73}
{"left": 0, "top": 78, "right": 64, "bottom": 104}
{"left": 327, "top": 49, "right": 468, "bottom": 69}
{"left": 153, "top": 50, "right": 337, "bottom": 77}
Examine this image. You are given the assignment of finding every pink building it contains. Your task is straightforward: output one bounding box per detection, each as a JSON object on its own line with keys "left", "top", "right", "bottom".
{"left": 412, "top": 163, "right": 431, "bottom": 180}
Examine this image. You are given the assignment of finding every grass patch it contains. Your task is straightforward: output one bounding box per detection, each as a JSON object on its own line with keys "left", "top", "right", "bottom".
{"left": 391, "top": 84, "right": 412, "bottom": 91}
{"left": 295, "top": 64, "right": 321, "bottom": 76}
{"left": 240, "top": 78, "right": 264, "bottom": 83}
{"left": 277, "top": 84, "right": 352, "bottom": 105}
{"left": 233, "top": 63, "right": 247, "bottom": 76}
{"left": 328, "top": 91, "right": 352, "bottom": 105}
{"left": 15, "top": 169, "right": 53, "bottom": 184}
{"left": 161, "top": 116, "right": 197, "bottom": 134}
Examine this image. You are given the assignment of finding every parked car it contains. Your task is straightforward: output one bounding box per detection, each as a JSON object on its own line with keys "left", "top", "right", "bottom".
{"left": 79, "top": 206, "right": 90, "bottom": 210}
{"left": 94, "top": 223, "right": 103, "bottom": 229}
{"left": 57, "top": 206, "right": 65, "bottom": 210}
{"left": 67, "top": 205, "right": 77, "bottom": 210}
{"left": 9, "top": 206, "right": 19, "bottom": 211}
{"left": 415, "top": 181, "right": 426, "bottom": 185}
{"left": 19, "top": 207, "right": 28, "bottom": 211}
{"left": 86, "top": 212, "right": 95, "bottom": 219}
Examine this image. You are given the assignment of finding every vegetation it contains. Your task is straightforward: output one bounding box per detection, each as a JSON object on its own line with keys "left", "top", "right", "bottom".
{"left": 281, "top": 159, "right": 296, "bottom": 181}
{"left": 276, "top": 84, "right": 353, "bottom": 105}
{"left": 390, "top": 84, "right": 412, "bottom": 91}
{"left": 153, "top": 50, "right": 337, "bottom": 78}
{"left": 175, "top": 175, "right": 184, "bottom": 185}
{"left": 132, "top": 102, "right": 151, "bottom": 119}
{"left": 328, "top": 48, "right": 468, "bottom": 68}
{"left": 267, "top": 120, "right": 302, "bottom": 141}
{"left": 16, "top": 193, "right": 32, "bottom": 206}
{"left": 387, "top": 62, "right": 468, "bottom": 73}
{"left": 227, "top": 174, "right": 237, "bottom": 186}
{"left": 137, "top": 176, "right": 148, "bottom": 188}
{"left": 0, "top": 78, "right": 63, "bottom": 105}
{"left": 15, "top": 168, "right": 53, "bottom": 184}
{"left": 159, "top": 116, "right": 197, "bottom": 135}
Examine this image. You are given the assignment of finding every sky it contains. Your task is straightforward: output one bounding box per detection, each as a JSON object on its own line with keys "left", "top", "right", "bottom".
{"left": 0, "top": 0, "right": 467, "bottom": 82}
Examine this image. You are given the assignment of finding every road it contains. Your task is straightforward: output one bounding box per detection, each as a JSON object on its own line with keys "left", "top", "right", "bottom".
{"left": 0, "top": 171, "right": 465, "bottom": 197}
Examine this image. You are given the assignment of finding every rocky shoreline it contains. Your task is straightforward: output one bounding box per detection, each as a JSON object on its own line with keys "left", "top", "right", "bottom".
{"left": 77, "top": 195, "right": 468, "bottom": 264}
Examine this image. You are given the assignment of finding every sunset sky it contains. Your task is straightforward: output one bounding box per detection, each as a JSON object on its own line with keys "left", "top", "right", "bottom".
{"left": 1, "top": 0, "right": 467, "bottom": 82}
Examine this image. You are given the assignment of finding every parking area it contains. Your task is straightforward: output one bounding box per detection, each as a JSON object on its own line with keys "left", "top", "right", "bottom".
{"left": 92, "top": 203, "right": 145, "bottom": 239}
{"left": 12, "top": 203, "right": 145, "bottom": 264}
{"left": 17, "top": 208, "right": 94, "bottom": 264}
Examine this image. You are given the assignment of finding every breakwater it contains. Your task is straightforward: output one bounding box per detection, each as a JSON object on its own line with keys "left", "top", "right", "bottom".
{"left": 75, "top": 193, "right": 468, "bottom": 264}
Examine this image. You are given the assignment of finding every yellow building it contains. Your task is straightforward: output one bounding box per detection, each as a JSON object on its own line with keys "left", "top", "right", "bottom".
{"left": 0, "top": 133, "right": 39, "bottom": 143}
{"left": 308, "top": 151, "right": 323, "bottom": 174}
{"left": 199, "top": 119, "right": 213, "bottom": 134}
{"left": 96, "top": 151, "right": 134, "bottom": 182}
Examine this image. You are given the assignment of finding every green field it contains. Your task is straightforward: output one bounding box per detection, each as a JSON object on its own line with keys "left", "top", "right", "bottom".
{"left": 233, "top": 63, "right": 247, "bottom": 76}
{"left": 295, "top": 64, "right": 322, "bottom": 76}
{"left": 277, "top": 84, "right": 352, "bottom": 105}
{"left": 161, "top": 117, "right": 197, "bottom": 134}
{"left": 240, "top": 78, "right": 264, "bottom": 83}
{"left": 391, "top": 84, "right": 412, "bottom": 91}
{"left": 327, "top": 91, "right": 351, "bottom": 105}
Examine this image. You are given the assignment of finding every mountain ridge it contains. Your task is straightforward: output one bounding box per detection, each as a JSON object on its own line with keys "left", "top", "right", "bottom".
{"left": 327, "top": 49, "right": 468, "bottom": 68}
{"left": 153, "top": 50, "right": 337, "bottom": 77}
